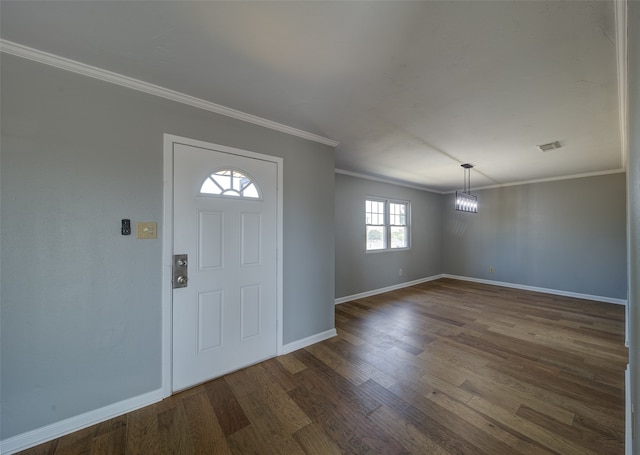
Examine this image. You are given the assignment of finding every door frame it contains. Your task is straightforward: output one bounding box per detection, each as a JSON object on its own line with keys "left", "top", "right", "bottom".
{"left": 161, "top": 134, "right": 283, "bottom": 397}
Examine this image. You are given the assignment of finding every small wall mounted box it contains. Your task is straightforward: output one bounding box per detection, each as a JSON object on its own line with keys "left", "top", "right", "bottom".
{"left": 121, "top": 219, "right": 131, "bottom": 235}
{"left": 136, "top": 222, "right": 157, "bottom": 239}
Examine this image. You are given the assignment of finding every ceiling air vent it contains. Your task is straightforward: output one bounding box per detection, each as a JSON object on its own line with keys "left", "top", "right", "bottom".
{"left": 537, "top": 141, "right": 562, "bottom": 152}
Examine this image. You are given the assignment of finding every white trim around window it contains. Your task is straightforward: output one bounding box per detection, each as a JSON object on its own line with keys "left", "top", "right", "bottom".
{"left": 365, "top": 197, "right": 411, "bottom": 252}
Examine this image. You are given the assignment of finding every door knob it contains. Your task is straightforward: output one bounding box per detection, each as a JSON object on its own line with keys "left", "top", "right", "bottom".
{"left": 173, "top": 254, "right": 188, "bottom": 289}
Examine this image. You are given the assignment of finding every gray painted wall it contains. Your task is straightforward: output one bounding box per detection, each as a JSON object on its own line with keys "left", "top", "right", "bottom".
{"left": 0, "top": 55, "right": 335, "bottom": 439}
{"left": 442, "top": 174, "right": 627, "bottom": 299}
{"left": 1, "top": 41, "right": 631, "bottom": 445}
{"left": 335, "top": 173, "right": 443, "bottom": 299}
{"left": 335, "top": 171, "right": 627, "bottom": 302}
{"left": 628, "top": 1, "right": 639, "bottom": 450}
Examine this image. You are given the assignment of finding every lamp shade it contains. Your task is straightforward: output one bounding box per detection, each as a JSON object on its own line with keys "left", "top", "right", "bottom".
{"left": 455, "top": 191, "right": 478, "bottom": 213}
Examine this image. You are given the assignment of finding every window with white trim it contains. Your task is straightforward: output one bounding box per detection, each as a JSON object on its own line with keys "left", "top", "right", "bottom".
{"left": 365, "top": 198, "right": 410, "bottom": 251}
{"left": 200, "top": 169, "right": 260, "bottom": 199}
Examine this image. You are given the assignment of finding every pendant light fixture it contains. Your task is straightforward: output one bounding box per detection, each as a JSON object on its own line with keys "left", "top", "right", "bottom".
{"left": 455, "top": 163, "right": 478, "bottom": 213}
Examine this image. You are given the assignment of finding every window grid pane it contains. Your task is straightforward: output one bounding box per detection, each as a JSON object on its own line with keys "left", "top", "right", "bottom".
{"left": 365, "top": 200, "right": 385, "bottom": 226}
{"left": 200, "top": 169, "right": 260, "bottom": 199}
{"left": 366, "top": 226, "right": 386, "bottom": 250}
{"left": 390, "top": 226, "right": 408, "bottom": 249}
{"left": 389, "top": 203, "right": 407, "bottom": 226}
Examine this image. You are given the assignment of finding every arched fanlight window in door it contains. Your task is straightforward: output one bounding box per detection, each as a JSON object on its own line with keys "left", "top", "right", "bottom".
{"left": 199, "top": 169, "right": 260, "bottom": 199}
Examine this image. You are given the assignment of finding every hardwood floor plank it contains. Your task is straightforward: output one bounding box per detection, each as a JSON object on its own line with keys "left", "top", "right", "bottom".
{"left": 488, "top": 359, "right": 623, "bottom": 410}
{"left": 124, "top": 405, "right": 164, "bottom": 455}
{"left": 291, "top": 423, "right": 343, "bottom": 455}
{"left": 287, "top": 361, "right": 409, "bottom": 455}
{"left": 51, "top": 417, "right": 127, "bottom": 455}
{"left": 203, "top": 377, "right": 251, "bottom": 436}
{"left": 453, "top": 347, "right": 622, "bottom": 429}
{"left": 276, "top": 353, "right": 308, "bottom": 375}
{"left": 419, "top": 369, "right": 475, "bottom": 404}
{"left": 460, "top": 369, "right": 576, "bottom": 427}
{"left": 89, "top": 422, "right": 126, "bottom": 455}
{"left": 260, "top": 357, "right": 299, "bottom": 392}
{"left": 156, "top": 404, "right": 195, "bottom": 454}
{"left": 328, "top": 337, "right": 427, "bottom": 381}
{"left": 288, "top": 383, "right": 385, "bottom": 454}
{"left": 234, "top": 392, "right": 306, "bottom": 455}
{"left": 182, "top": 390, "right": 232, "bottom": 455}
{"left": 305, "top": 342, "right": 371, "bottom": 386}
{"left": 392, "top": 345, "right": 468, "bottom": 386}
{"left": 293, "top": 349, "right": 382, "bottom": 416}
{"left": 333, "top": 326, "right": 365, "bottom": 346}
{"left": 360, "top": 377, "right": 508, "bottom": 455}
{"left": 593, "top": 368, "right": 627, "bottom": 389}
{"left": 322, "top": 337, "right": 399, "bottom": 389}
{"left": 53, "top": 424, "right": 97, "bottom": 455}
{"left": 222, "top": 367, "right": 261, "bottom": 398}
{"left": 516, "top": 404, "right": 623, "bottom": 455}
{"left": 420, "top": 338, "right": 491, "bottom": 373}
{"left": 558, "top": 369, "right": 624, "bottom": 395}
{"left": 225, "top": 424, "right": 280, "bottom": 455}
{"left": 249, "top": 371, "right": 311, "bottom": 434}
{"left": 367, "top": 404, "right": 454, "bottom": 455}
{"left": 428, "top": 388, "right": 555, "bottom": 455}
{"left": 467, "top": 394, "right": 599, "bottom": 455}
{"left": 572, "top": 412, "right": 627, "bottom": 448}
{"left": 340, "top": 318, "right": 424, "bottom": 355}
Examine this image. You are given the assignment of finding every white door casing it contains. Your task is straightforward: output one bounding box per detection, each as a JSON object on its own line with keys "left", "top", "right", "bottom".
{"left": 162, "top": 135, "right": 282, "bottom": 394}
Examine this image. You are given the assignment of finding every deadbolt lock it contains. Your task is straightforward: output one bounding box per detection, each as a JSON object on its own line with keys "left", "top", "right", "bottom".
{"left": 173, "top": 254, "right": 188, "bottom": 289}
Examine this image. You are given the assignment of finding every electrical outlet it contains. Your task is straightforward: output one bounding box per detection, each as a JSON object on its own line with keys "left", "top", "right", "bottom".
{"left": 490, "top": 266, "right": 495, "bottom": 273}
{"left": 399, "top": 269, "right": 403, "bottom": 276}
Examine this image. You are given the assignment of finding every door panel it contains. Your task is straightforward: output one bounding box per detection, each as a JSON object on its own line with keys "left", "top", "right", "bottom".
{"left": 240, "top": 285, "right": 261, "bottom": 339}
{"left": 241, "top": 213, "right": 261, "bottom": 265}
{"left": 198, "top": 211, "right": 223, "bottom": 269}
{"left": 198, "top": 291, "right": 223, "bottom": 351}
{"left": 172, "top": 143, "right": 277, "bottom": 392}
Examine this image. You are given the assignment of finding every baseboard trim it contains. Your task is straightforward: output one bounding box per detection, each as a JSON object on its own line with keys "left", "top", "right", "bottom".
{"left": 335, "top": 274, "right": 626, "bottom": 306}
{"left": 443, "top": 274, "right": 628, "bottom": 305}
{"left": 0, "top": 389, "right": 165, "bottom": 455}
{"left": 334, "top": 274, "right": 445, "bottom": 305}
{"left": 626, "top": 364, "right": 632, "bottom": 455}
{"left": 281, "top": 328, "right": 338, "bottom": 355}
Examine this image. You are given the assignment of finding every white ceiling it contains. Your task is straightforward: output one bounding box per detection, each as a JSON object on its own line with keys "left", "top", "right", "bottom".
{"left": 0, "top": 1, "right": 624, "bottom": 192}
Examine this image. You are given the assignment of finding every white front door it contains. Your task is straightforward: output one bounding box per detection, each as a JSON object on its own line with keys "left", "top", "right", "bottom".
{"left": 171, "top": 141, "right": 278, "bottom": 392}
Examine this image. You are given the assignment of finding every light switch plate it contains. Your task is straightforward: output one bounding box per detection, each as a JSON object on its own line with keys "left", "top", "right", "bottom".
{"left": 136, "top": 222, "right": 157, "bottom": 239}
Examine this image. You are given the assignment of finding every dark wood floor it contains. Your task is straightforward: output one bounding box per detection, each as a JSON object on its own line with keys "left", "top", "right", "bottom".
{"left": 18, "top": 278, "right": 628, "bottom": 454}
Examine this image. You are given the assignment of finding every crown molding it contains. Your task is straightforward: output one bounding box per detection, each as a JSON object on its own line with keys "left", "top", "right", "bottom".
{"left": 335, "top": 169, "right": 444, "bottom": 194}
{"left": 0, "top": 39, "right": 339, "bottom": 148}
{"left": 615, "top": 0, "right": 628, "bottom": 169}
{"left": 443, "top": 168, "right": 627, "bottom": 194}
{"left": 336, "top": 167, "right": 626, "bottom": 195}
